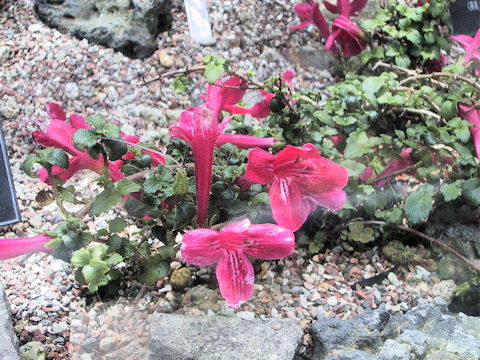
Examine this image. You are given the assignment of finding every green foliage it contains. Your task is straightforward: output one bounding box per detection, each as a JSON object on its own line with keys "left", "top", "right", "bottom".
{"left": 171, "top": 74, "right": 192, "bottom": 94}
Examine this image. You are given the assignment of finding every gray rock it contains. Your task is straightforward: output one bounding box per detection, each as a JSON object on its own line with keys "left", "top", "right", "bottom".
{"left": 64, "top": 82, "right": 79, "bottom": 100}
{"left": 281, "top": 46, "right": 335, "bottom": 69}
{"left": 33, "top": 0, "right": 171, "bottom": 59}
{"left": 432, "top": 280, "right": 456, "bottom": 304}
{"left": 18, "top": 341, "right": 45, "bottom": 360}
{"left": 0, "top": 45, "right": 11, "bottom": 64}
{"left": 147, "top": 313, "right": 303, "bottom": 360}
{"left": 424, "top": 202, "right": 480, "bottom": 284}
{"left": 311, "top": 303, "right": 480, "bottom": 360}
{"left": 136, "top": 105, "right": 167, "bottom": 126}
{"left": 0, "top": 282, "right": 20, "bottom": 360}
{"left": 0, "top": 96, "right": 20, "bottom": 119}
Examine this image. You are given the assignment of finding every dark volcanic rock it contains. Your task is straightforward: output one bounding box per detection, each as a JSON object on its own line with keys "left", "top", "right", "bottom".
{"left": 311, "top": 301, "right": 480, "bottom": 360}
{"left": 33, "top": 0, "right": 171, "bottom": 59}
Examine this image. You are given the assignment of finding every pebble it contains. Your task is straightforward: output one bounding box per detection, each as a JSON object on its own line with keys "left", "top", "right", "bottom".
{"left": 99, "top": 336, "right": 116, "bottom": 352}
{"left": 236, "top": 311, "right": 255, "bottom": 321}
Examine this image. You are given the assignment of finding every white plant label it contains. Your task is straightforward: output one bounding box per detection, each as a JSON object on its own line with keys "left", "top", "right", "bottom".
{"left": 184, "top": 0, "right": 215, "bottom": 45}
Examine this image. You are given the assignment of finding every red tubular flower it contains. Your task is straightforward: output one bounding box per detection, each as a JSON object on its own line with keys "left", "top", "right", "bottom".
{"left": 181, "top": 219, "right": 295, "bottom": 308}
{"left": 451, "top": 28, "right": 480, "bottom": 75}
{"left": 326, "top": 15, "right": 366, "bottom": 58}
{"left": 0, "top": 234, "right": 53, "bottom": 260}
{"left": 323, "top": 0, "right": 367, "bottom": 16}
{"left": 245, "top": 144, "right": 349, "bottom": 231}
{"left": 170, "top": 105, "right": 231, "bottom": 226}
{"left": 376, "top": 148, "right": 414, "bottom": 187}
{"left": 458, "top": 104, "right": 480, "bottom": 160}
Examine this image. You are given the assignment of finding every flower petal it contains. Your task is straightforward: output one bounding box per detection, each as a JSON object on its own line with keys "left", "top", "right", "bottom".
{"left": 216, "top": 251, "right": 254, "bottom": 308}
{"left": 46, "top": 103, "right": 66, "bottom": 121}
{"left": 0, "top": 234, "right": 53, "bottom": 260}
{"left": 243, "top": 223, "right": 295, "bottom": 260}
{"left": 216, "top": 134, "right": 276, "bottom": 149}
{"left": 32, "top": 120, "right": 81, "bottom": 156}
{"left": 309, "top": 188, "right": 347, "bottom": 211}
{"left": 69, "top": 114, "right": 91, "bottom": 130}
{"left": 269, "top": 179, "right": 313, "bottom": 231}
{"left": 465, "top": 28, "right": 480, "bottom": 65}
{"left": 245, "top": 148, "right": 275, "bottom": 184}
{"left": 181, "top": 229, "right": 222, "bottom": 266}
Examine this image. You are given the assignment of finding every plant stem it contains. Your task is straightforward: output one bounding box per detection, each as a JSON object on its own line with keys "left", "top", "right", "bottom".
{"left": 47, "top": 169, "right": 71, "bottom": 218}
{"left": 391, "top": 107, "right": 441, "bottom": 121}
{"left": 374, "top": 162, "right": 422, "bottom": 184}
{"left": 399, "top": 72, "right": 480, "bottom": 91}
{"left": 358, "top": 220, "right": 480, "bottom": 273}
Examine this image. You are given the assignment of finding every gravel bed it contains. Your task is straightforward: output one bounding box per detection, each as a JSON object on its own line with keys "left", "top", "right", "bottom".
{"left": 0, "top": 0, "right": 439, "bottom": 359}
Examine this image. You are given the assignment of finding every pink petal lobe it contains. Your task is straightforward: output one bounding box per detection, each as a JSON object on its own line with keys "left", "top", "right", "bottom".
{"left": 245, "top": 148, "right": 275, "bottom": 184}
{"left": 350, "top": 0, "right": 367, "bottom": 15}
{"left": 216, "top": 251, "right": 254, "bottom": 308}
{"left": 312, "top": 2, "right": 332, "bottom": 40}
{"left": 216, "top": 134, "right": 276, "bottom": 149}
{"left": 181, "top": 228, "right": 222, "bottom": 266}
{"left": 0, "top": 234, "right": 53, "bottom": 260}
{"left": 46, "top": 103, "right": 66, "bottom": 121}
{"left": 459, "top": 103, "right": 480, "bottom": 159}
{"left": 243, "top": 223, "right": 295, "bottom": 260}
{"left": 32, "top": 120, "right": 81, "bottom": 156}
{"left": 323, "top": 1, "right": 338, "bottom": 13}
{"left": 269, "top": 179, "right": 313, "bottom": 231}
{"left": 376, "top": 150, "right": 415, "bottom": 188}
{"left": 465, "top": 28, "right": 480, "bottom": 65}
{"left": 309, "top": 188, "right": 347, "bottom": 211}
{"left": 359, "top": 166, "right": 373, "bottom": 183}
{"left": 69, "top": 114, "right": 91, "bottom": 130}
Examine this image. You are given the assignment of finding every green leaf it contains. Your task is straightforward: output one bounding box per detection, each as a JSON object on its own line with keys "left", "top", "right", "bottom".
{"left": 348, "top": 222, "right": 375, "bottom": 243}
{"left": 405, "top": 29, "right": 422, "bottom": 45}
{"left": 89, "top": 190, "right": 123, "bottom": 216}
{"left": 85, "top": 115, "right": 105, "bottom": 130}
{"left": 71, "top": 248, "right": 92, "bottom": 267}
{"left": 89, "top": 244, "right": 108, "bottom": 259}
{"left": 73, "top": 129, "right": 98, "bottom": 151}
{"left": 105, "top": 253, "right": 123, "bottom": 266}
{"left": 82, "top": 258, "right": 110, "bottom": 284}
{"left": 462, "top": 178, "right": 480, "bottom": 207}
{"left": 172, "top": 168, "right": 189, "bottom": 195}
{"left": 138, "top": 261, "right": 170, "bottom": 285}
{"left": 58, "top": 185, "right": 76, "bottom": 203}
{"left": 344, "top": 131, "right": 383, "bottom": 159}
{"left": 109, "top": 218, "right": 127, "bottom": 233}
{"left": 22, "top": 154, "right": 42, "bottom": 178}
{"left": 102, "top": 139, "right": 127, "bottom": 161}
{"left": 171, "top": 74, "right": 192, "bottom": 94}
{"left": 44, "top": 237, "right": 62, "bottom": 250}
{"left": 340, "top": 160, "right": 366, "bottom": 178}
{"left": 174, "top": 202, "right": 196, "bottom": 228}
{"left": 441, "top": 181, "right": 464, "bottom": 202}
{"left": 362, "top": 77, "right": 385, "bottom": 95}
{"left": 103, "top": 124, "right": 121, "bottom": 139}
{"left": 143, "top": 174, "right": 163, "bottom": 194}
{"left": 116, "top": 178, "right": 142, "bottom": 195}
{"left": 404, "top": 183, "right": 434, "bottom": 224}
{"left": 39, "top": 148, "right": 69, "bottom": 169}
{"left": 157, "top": 245, "right": 175, "bottom": 260}
{"left": 204, "top": 63, "right": 225, "bottom": 84}
{"left": 395, "top": 55, "right": 411, "bottom": 68}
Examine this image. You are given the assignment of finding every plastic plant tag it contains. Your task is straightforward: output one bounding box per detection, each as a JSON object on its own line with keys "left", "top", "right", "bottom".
{"left": 449, "top": 0, "right": 480, "bottom": 36}
{"left": 184, "top": 0, "right": 215, "bottom": 45}
{"left": 0, "top": 123, "right": 21, "bottom": 226}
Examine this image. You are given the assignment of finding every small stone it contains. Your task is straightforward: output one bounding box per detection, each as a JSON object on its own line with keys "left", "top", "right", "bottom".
{"left": 169, "top": 267, "right": 191, "bottom": 290}
{"left": 0, "top": 45, "right": 11, "bottom": 64}
{"left": 50, "top": 321, "right": 68, "bottom": 334}
{"left": 415, "top": 266, "right": 431, "bottom": 282}
{"left": 99, "top": 336, "right": 116, "bottom": 352}
{"left": 327, "top": 296, "right": 338, "bottom": 306}
{"left": 19, "top": 341, "right": 46, "bottom": 360}
{"left": 0, "top": 96, "right": 20, "bottom": 119}
{"left": 378, "top": 339, "right": 411, "bottom": 360}
{"left": 388, "top": 272, "right": 401, "bottom": 287}
{"left": 158, "top": 49, "right": 174, "bottom": 68}
{"left": 64, "top": 83, "right": 79, "bottom": 100}
{"left": 432, "top": 280, "right": 456, "bottom": 304}
{"left": 271, "top": 323, "right": 282, "bottom": 330}
{"left": 236, "top": 311, "right": 255, "bottom": 321}
{"left": 156, "top": 300, "right": 173, "bottom": 313}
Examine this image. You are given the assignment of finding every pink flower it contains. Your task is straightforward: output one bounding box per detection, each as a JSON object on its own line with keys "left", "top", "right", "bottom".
{"left": 458, "top": 104, "right": 480, "bottom": 160}
{"left": 290, "top": 0, "right": 332, "bottom": 44}
{"left": 170, "top": 77, "right": 277, "bottom": 225}
{"left": 376, "top": 148, "right": 414, "bottom": 187}
{"left": 181, "top": 219, "right": 295, "bottom": 308}
{"left": 451, "top": 28, "right": 480, "bottom": 75}
{"left": 0, "top": 234, "right": 53, "bottom": 260}
{"left": 359, "top": 166, "right": 373, "bottom": 183}
{"left": 323, "top": 0, "right": 368, "bottom": 16}
{"left": 326, "top": 15, "right": 366, "bottom": 58}
{"left": 245, "top": 144, "right": 349, "bottom": 231}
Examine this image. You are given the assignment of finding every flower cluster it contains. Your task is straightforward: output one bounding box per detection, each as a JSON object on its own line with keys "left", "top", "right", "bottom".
{"left": 174, "top": 76, "right": 349, "bottom": 306}
{"left": 290, "top": 0, "right": 367, "bottom": 58}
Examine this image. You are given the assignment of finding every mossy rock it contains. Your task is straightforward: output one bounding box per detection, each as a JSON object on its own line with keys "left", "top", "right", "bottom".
{"left": 170, "top": 267, "right": 191, "bottom": 289}
{"left": 382, "top": 240, "right": 422, "bottom": 265}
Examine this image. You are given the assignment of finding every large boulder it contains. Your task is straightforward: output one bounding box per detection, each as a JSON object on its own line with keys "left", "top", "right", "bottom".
{"left": 147, "top": 313, "right": 303, "bottom": 360}
{"left": 0, "top": 282, "right": 20, "bottom": 360}
{"left": 33, "top": 0, "right": 171, "bottom": 59}
{"left": 311, "top": 300, "right": 480, "bottom": 360}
